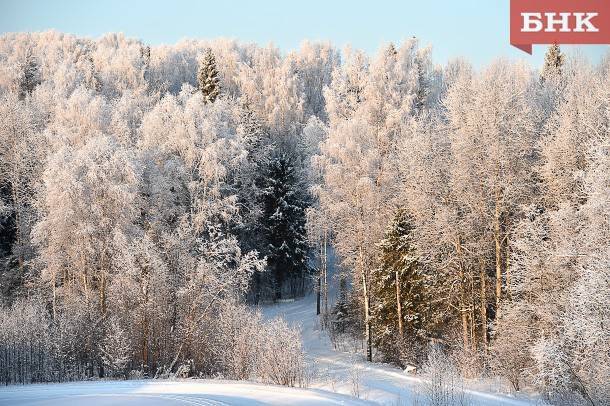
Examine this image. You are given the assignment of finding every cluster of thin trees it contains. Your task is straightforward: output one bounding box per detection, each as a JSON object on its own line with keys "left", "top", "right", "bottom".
{"left": 0, "top": 32, "right": 607, "bottom": 404}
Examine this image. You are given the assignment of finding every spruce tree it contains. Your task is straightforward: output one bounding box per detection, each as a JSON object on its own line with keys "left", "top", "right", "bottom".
{"left": 18, "top": 50, "right": 40, "bottom": 100}
{"left": 260, "top": 153, "right": 309, "bottom": 300}
{"left": 414, "top": 54, "right": 429, "bottom": 114}
{"left": 198, "top": 48, "right": 220, "bottom": 103}
{"left": 541, "top": 44, "right": 564, "bottom": 83}
{"left": 370, "top": 209, "right": 426, "bottom": 365}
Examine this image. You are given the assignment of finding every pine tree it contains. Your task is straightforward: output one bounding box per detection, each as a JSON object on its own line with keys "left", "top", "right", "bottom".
{"left": 260, "top": 153, "right": 309, "bottom": 300}
{"left": 198, "top": 48, "right": 220, "bottom": 103}
{"left": 541, "top": 44, "right": 564, "bottom": 83}
{"left": 370, "top": 209, "right": 426, "bottom": 365}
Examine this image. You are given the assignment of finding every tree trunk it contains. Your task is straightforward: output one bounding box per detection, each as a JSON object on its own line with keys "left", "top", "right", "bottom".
{"left": 359, "top": 247, "right": 373, "bottom": 362}
{"left": 479, "top": 259, "right": 488, "bottom": 350}
{"left": 142, "top": 314, "right": 149, "bottom": 369}
{"left": 456, "top": 237, "right": 469, "bottom": 350}
{"left": 99, "top": 272, "right": 107, "bottom": 315}
{"left": 470, "top": 273, "right": 477, "bottom": 352}
{"left": 316, "top": 274, "right": 321, "bottom": 315}
{"left": 460, "top": 306, "right": 469, "bottom": 351}
{"left": 505, "top": 234, "right": 511, "bottom": 300}
{"left": 10, "top": 183, "right": 23, "bottom": 272}
{"left": 395, "top": 270, "right": 404, "bottom": 338}
{"left": 323, "top": 230, "right": 328, "bottom": 314}
{"left": 52, "top": 277, "right": 57, "bottom": 320}
{"left": 494, "top": 194, "right": 502, "bottom": 313}
{"left": 362, "top": 271, "right": 372, "bottom": 362}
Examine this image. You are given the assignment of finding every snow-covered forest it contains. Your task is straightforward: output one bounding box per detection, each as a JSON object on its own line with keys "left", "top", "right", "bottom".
{"left": 0, "top": 32, "right": 608, "bottom": 405}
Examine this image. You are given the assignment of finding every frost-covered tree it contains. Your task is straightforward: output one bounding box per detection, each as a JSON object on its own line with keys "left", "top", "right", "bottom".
{"left": 232, "top": 104, "right": 271, "bottom": 253}
{"left": 494, "top": 58, "right": 609, "bottom": 401}
{"left": 238, "top": 45, "right": 305, "bottom": 141}
{"left": 260, "top": 153, "right": 309, "bottom": 299}
{"left": 290, "top": 41, "right": 340, "bottom": 122}
{"left": 541, "top": 57, "right": 604, "bottom": 207}
{"left": 18, "top": 48, "right": 41, "bottom": 99}
{"left": 0, "top": 32, "right": 607, "bottom": 399}
{"left": 371, "top": 209, "right": 426, "bottom": 365}
{"left": 318, "top": 40, "right": 438, "bottom": 362}
{"left": 442, "top": 60, "right": 538, "bottom": 351}
{"left": 323, "top": 47, "right": 368, "bottom": 123}
{"left": 33, "top": 134, "right": 141, "bottom": 318}
{"left": 198, "top": 48, "right": 220, "bottom": 103}
{"left": 100, "top": 317, "right": 132, "bottom": 378}
{"left": 0, "top": 93, "right": 44, "bottom": 278}
{"left": 541, "top": 44, "right": 564, "bottom": 83}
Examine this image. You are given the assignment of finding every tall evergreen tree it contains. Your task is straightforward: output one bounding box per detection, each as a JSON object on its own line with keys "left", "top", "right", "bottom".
{"left": 260, "top": 153, "right": 309, "bottom": 300}
{"left": 18, "top": 49, "right": 40, "bottom": 100}
{"left": 370, "top": 209, "right": 427, "bottom": 365}
{"left": 198, "top": 48, "right": 220, "bottom": 103}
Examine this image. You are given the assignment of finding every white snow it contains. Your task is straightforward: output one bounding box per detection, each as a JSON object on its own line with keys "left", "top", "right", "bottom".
{"left": 0, "top": 380, "right": 373, "bottom": 405}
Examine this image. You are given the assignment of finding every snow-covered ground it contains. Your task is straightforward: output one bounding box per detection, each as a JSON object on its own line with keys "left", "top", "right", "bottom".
{"left": 0, "top": 380, "right": 372, "bottom": 405}
{"left": 262, "top": 292, "right": 539, "bottom": 406}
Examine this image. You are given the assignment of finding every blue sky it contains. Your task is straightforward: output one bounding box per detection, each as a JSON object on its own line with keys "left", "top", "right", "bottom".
{"left": 1, "top": 0, "right": 607, "bottom": 68}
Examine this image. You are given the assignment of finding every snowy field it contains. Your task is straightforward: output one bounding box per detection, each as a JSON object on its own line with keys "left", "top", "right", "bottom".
{"left": 0, "top": 380, "right": 372, "bottom": 405}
